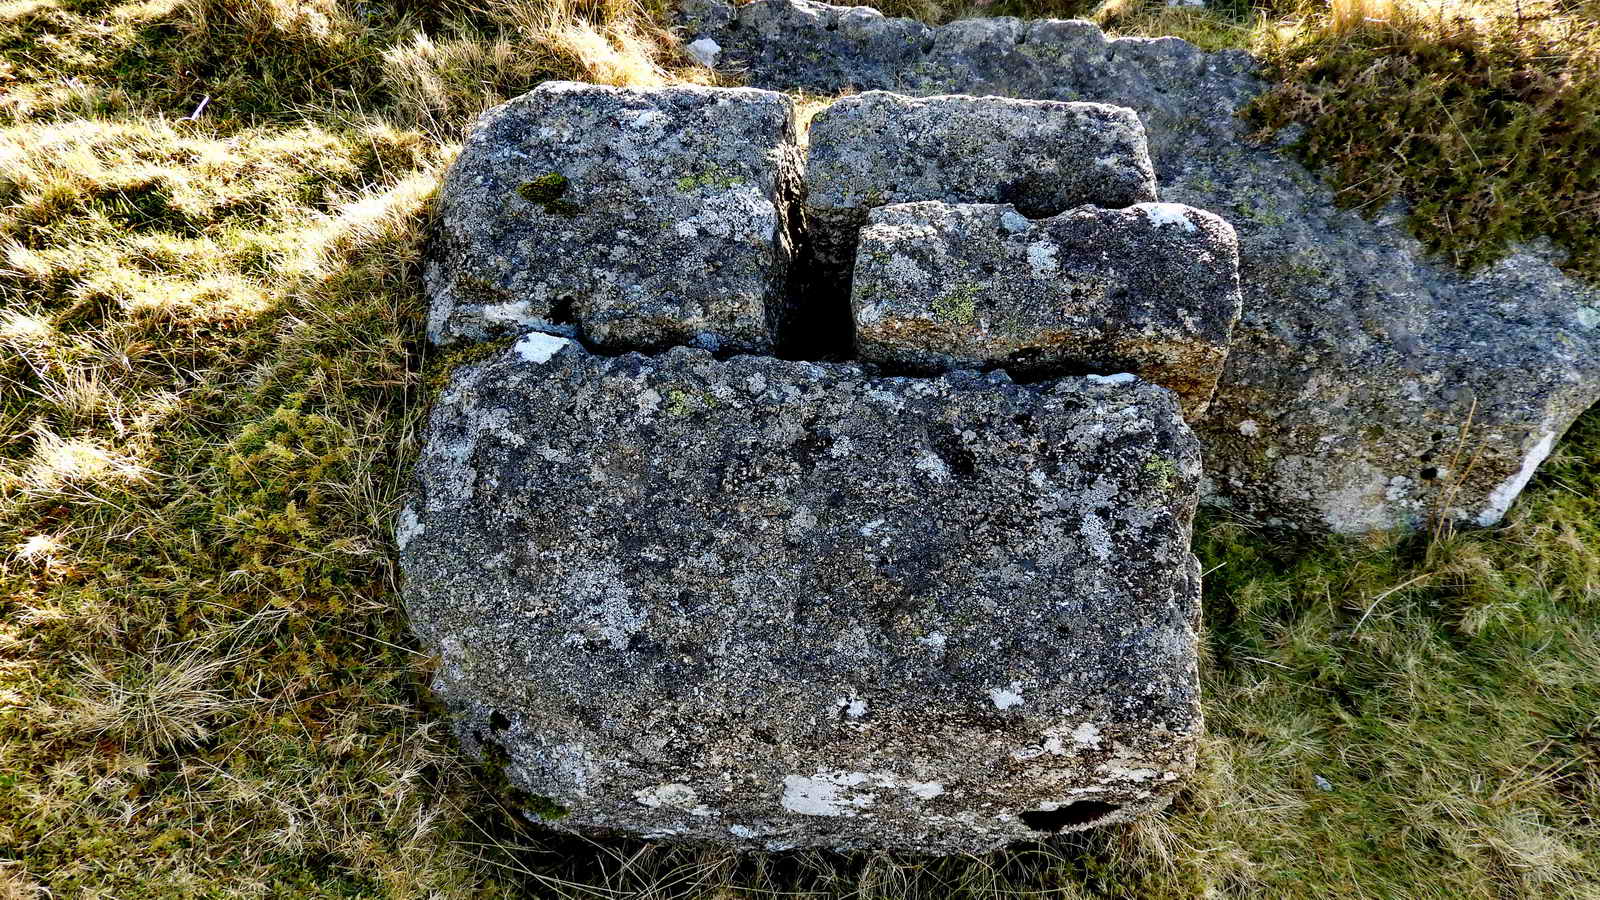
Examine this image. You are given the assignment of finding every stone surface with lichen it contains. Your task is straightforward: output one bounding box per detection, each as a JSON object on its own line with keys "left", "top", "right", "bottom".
{"left": 425, "top": 81, "right": 803, "bottom": 354}
{"left": 851, "top": 200, "right": 1241, "bottom": 419}
{"left": 401, "top": 337, "right": 1203, "bottom": 854}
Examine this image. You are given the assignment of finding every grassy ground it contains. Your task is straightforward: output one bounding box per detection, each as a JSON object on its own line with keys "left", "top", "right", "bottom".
{"left": 1, "top": 0, "right": 1597, "bottom": 897}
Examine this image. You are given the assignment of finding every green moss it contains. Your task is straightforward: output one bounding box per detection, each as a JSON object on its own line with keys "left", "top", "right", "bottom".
{"left": 1249, "top": 9, "right": 1600, "bottom": 280}
{"left": 517, "top": 172, "right": 569, "bottom": 205}
{"left": 516, "top": 172, "right": 582, "bottom": 216}
{"left": 523, "top": 794, "right": 572, "bottom": 822}
{"left": 423, "top": 335, "right": 517, "bottom": 397}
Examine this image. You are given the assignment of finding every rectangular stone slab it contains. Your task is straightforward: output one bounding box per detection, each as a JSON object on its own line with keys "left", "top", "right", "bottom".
{"left": 851, "top": 201, "right": 1242, "bottom": 419}
{"left": 803, "top": 91, "right": 1158, "bottom": 282}
{"left": 425, "top": 82, "right": 801, "bottom": 354}
{"left": 400, "top": 338, "right": 1203, "bottom": 854}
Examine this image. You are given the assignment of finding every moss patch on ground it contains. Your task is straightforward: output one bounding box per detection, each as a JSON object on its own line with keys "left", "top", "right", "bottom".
{"left": 2, "top": 0, "right": 1598, "bottom": 897}
{"left": 1249, "top": 0, "right": 1600, "bottom": 278}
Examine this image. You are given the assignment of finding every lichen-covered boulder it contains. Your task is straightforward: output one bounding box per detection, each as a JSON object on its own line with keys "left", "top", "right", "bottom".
{"left": 682, "top": 0, "right": 1600, "bottom": 532}
{"left": 400, "top": 338, "right": 1203, "bottom": 854}
{"left": 803, "top": 91, "right": 1157, "bottom": 281}
{"left": 425, "top": 81, "right": 802, "bottom": 354}
{"left": 852, "top": 201, "right": 1241, "bottom": 419}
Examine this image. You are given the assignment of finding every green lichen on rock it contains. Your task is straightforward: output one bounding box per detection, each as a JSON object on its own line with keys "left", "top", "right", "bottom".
{"left": 1145, "top": 455, "right": 1180, "bottom": 492}
{"left": 932, "top": 282, "right": 980, "bottom": 326}
{"left": 665, "top": 388, "right": 718, "bottom": 417}
{"left": 675, "top": 168, "right": 746, "bottom": 192}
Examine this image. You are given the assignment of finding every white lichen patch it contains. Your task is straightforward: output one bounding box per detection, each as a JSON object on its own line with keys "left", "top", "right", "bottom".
{"left": 395, "top": 506, "right": 423, "bottom": 550}
{"left": 781, "top": 770, "right": 946, "bottom": 817}
{"left": 686, "top": 37, "right": 722, "bottom": 67}
{"left": 1072, "top": 722, "right": 1102, "bottom": 748}
{"left": 1136, "top": 202, "right": 1199, "bottom": 232}
{"left": 988, "top": 682, "right": 1025, "bottom": 710}
{"left": 915, "top": 452, "right": 950, "bottom": 482}
{"left": 514, "top": 331, "right": 571, "bottom": 364}
{"left": 1086, "top": 372, "right": 1138, "bottom": 386}
{"left": 837, "top": 696, "right": 868, "bottom": 718}
{"left": 481, "top": 300, "right": 541, "bottom": 326}
{"left": 634, "top": 782, "right": 715, "bottom": 816}
{"left": 781, "top": 773, "right": 876, "bottom": 817}
{"left": 1026, "top": 240, "right": 1059, "bottom": 277}
{"left": 1080, "top": 511, "right": 1114, "bottom": 561}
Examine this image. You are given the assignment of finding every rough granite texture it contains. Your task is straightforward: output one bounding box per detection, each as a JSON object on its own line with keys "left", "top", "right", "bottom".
{"left": 401, "top": 338, "right": 1203, "bottom": 853}
{"left": 804, "top": 91, "right": 1157, "bottom": 284}
{"left": 852, "top": 200, "right": 1241, "bottom": 419}
{"left": 682, "top": 0, "right": 1600, "bottom": 532}
{"left": 425, "top": 81, "right": 802, "bottom": 354}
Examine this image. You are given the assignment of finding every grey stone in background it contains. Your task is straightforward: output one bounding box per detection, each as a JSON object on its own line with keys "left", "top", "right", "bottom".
{"left": 804, "top": 91, "right": 1157, "bottom": 282}
{"left": 852, "top": 201, "right": 1241, "bottom": 419}
{"left": 681, "top": 0, "right": 930, "bottom": 94}
{"left": 682, "top": 0, "right": 1600, "bottom": 532}
{"left": 401, "top": 338, "right": 1204, "bottom": 853}
{"left": 425, "top": 81, "right": 802, "bottom": 355}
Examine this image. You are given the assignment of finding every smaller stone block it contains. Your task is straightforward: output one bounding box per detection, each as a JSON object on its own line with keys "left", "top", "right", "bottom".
{"left": 803, "top": 92, "right": 1159, "bottom": 277}
{"left": 426, "top": 81, "right": 801, "bottom": 353}
{"left": 851, "top": 201, "right": 1241, "bottom": 418}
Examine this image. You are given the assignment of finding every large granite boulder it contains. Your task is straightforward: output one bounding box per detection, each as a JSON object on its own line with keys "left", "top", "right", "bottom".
{"left": 852, "top": 200, "right": 1241, "bottom": 419}
{"left": 425, "top": 81, "right": 802, "bottom": 354}
{"left": 401, "top": 337, "right": 1204, "bottom": 853}
{"left": 683, "top": 0, "right": 1600, "bottom": 531}
{"left": 804, "top": 91, "right": 1157, "bottom": 281}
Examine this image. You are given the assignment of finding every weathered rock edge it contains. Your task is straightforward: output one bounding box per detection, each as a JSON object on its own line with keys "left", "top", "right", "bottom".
{"left": 401, "top": 337, "right": 1203, "bottom": 854}
{"left": 852, "top": 200, "right": 1241, "bottom": 420}
{"left": 682, "top": 0, "right": 1600, "bottom": 533}
{"left": 426, "top": 81, "right": 802, "bottom": 355}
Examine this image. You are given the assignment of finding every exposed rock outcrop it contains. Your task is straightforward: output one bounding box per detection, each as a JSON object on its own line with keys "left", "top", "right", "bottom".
{"left": 851, "top": 200, "right": 1241, "bottom": 418}
{"left": 401, "top": 340, "right": 1203, "bottom": 854}
{"left": 682, "top": 0, "right": 1600, "bottom": 532}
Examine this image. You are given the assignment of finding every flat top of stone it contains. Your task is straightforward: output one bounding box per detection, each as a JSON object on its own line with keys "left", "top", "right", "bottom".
{"left": 426, "top": 80, "right": 798, "bottom": 353}
{"left": 403, "top": 341, "right": 1203, "bottom": 852}
{"left": 804, "top": 91, "right": 1158, "bottom": 218}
